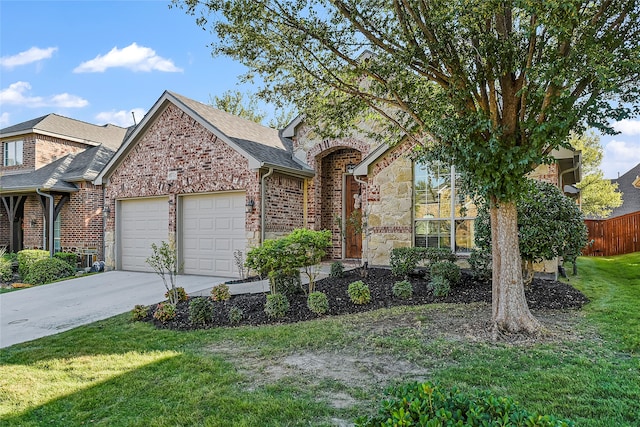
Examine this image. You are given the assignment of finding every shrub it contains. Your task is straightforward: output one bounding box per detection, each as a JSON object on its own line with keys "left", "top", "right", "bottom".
{"left": 269, "top": 269, "right": 302, "bottom": 297}
{"left": 390, "top": 247, "right": 426, "bottom": 277}
{"left": 329, "top": 261, "right": 345, "bottom": 278}
{"left": 392, "top": 280, "right": 413, "bottom": 299}
{"left": 153, "top": 302, "right": 176, "bottom": 322}
{"left": 53, "top": 252, "right": 78, "bottom": 269}
{"left": 264, "top": 293, "right": 290, "bottom": 319}
{"left": 469, "top": 247, "right": 492, "bottom": 283}
{"left": 146, "top": 240, "right": 181, "bottom": 305}
{"left": 17, "top": 249, "right": 49, "bottom": 278}
{"left": 131, "top": 305, "right": 149, "bottom": 321}
{"left": 0, "top": 257, "right": 12, "bottom": 283}
{"left": 347, "top": 280, "right": 371, "bottom": 305}
{"left": 307, "top": 291, "right": 329, "bottom": 314}
{"left": 430, "top": 260, "right": 461, "bottom": 285}
{"left": 211, "top": 283, "right": 231, "bottom": 301}
{"left": 24, "top": 257, "right": 74, "bottom": 285}
{"left": 356, "top": 381, "right": 574, "bottom": 427}
{"left": 165, "top": 286, "right": 188, "bottom": 302}
{"left": 430, "top": 275, "right": 451, "bottom": 297}
{"left": 228, "top": 306, "right": 244, "bottom": 324}
{"left": 189, "top": 298, "right": 214, "bottom": 324}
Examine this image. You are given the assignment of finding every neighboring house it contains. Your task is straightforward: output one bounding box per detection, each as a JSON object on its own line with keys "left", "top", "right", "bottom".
{"left": 583, "top": 163, "right": 640, "bottom": 256}
{"left": 96, "top": 90, "right": 581, "bottom": 278}
{"left": 0, "top": 114, "right": 128, "bottom": 264}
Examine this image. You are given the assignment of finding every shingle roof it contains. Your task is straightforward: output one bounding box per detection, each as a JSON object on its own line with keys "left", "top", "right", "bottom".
{"left": 0, "top": 145, "right": 115, "bottom": 194}
{"left": 0, "top": 113, "right": 129, "bottom": 151}
{"left": 608, "top": 162, "right": 640, "bottom": 218}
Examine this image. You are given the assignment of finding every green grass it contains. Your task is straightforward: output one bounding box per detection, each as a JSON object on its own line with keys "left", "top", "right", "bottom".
{"left": 1, "top": 254, "right": 639, "bottom": 426}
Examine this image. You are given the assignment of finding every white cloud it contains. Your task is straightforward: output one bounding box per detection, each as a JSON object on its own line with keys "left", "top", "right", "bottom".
{"left": 613, "top": 119, "right": 640, "bottom": 136}
{"left": 74, "top": 43, "right": 182, "bottom": 73}
{"left": 0, "top": 81, "right": 88, "bottom": 108}
{"left": 0, "top": 47, "right": 58, "bottom": 69}
{"left": 0, "top": 112, "right": 10, "bottom": 127}
{"left": 95, "top": 108, "right": 146, "bottom": 127}
{"left": 601, "top": 138, "right": 640, "bottom": 179}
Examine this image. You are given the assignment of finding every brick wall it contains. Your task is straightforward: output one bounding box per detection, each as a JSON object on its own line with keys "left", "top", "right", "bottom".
{"left": 264, "top": 172, "right": 305, "bottom": 236}
{"left": 59, "top": 183, "right": 105, "bottom": 258}
{"left": 0, "top": 211, "right": 10, "bottom": 249}
{"left": 35, "top": 135, "right": 88, "bottom": 169}
{"left": 0, "top": 135, "right": 36, "bottom": 174}
{"left": 22, "top": 196, "right": 44, "bottom": 249}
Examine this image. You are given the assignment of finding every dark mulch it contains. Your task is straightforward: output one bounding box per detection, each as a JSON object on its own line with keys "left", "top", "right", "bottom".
{"left": 142, "top": 268, "right": 589, "bottom": 331}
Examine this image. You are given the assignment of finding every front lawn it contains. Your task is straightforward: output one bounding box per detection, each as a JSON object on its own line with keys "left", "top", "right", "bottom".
{"left": 1, "top": 254, "right": 638, "bottom": 426}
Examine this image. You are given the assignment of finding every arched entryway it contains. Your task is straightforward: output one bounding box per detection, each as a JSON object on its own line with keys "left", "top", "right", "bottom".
{"left": 317, "top": 147, "right": 363, "bottom": 259}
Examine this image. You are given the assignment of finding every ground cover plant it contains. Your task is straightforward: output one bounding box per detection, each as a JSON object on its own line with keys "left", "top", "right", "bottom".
{"left": 1, "top": 254, "right": 638, "bottom": 426}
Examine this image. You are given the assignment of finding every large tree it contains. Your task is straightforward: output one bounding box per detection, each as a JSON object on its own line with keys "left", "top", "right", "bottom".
{"left": 174, "top": 0, "right": 640, "bottom": 334}
{"left": 568, "top": 131, "right": 623, "bottom": 218}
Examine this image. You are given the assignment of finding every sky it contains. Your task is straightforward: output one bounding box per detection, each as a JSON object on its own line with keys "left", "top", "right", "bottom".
{"left": 1, "top": 0, "right": 639, "bottom": 179}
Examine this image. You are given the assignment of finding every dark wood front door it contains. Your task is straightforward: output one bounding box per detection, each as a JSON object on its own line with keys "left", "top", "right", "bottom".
{"left": 344, "top": 175, "right": 362, "bottom": 259}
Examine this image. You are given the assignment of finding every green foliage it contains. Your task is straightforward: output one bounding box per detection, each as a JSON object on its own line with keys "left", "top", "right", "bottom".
{"left": 390, "top": 247, "right": 456, "bottom": 277}
{"left": 209, "top": 90, "right": 267, "bottom": 124}
{"left": 23, "top": 257, "right": 74, "bottom": 285}
{"left": 347, "top": 280, "right": 371, "bottom": 305}
{"left": 189, "top": 298, "right": 214, "bottom": 325}
{"left": 153, "top": 302, "right": 177, "bottom": 323}
{"left": 475, "top": 180, "right": 589, "bottom": 280}
{"left": 246, "top": 229, "right": 331, "bottom": 293}
{"left": 228, "top": 306, "right": 244, "bottom": 324}
{"left": 307, "top": 291, "right": 329, "bottom": 315}
{"left": 468, "top": 248, "right": 492, "bottom": 283}
{"left": 0, "top": 253, "right": 13, "bottom": 283}
{"left": 53, "top": 252, "right": 77, "bottom": 270}
{"left": 146, "top": 240, "right": 181, "bottom": 306}
{"left": 131, "top": 305, "right": 149, "bottom": 321}
{"left": 392, "top": 280, "right": 413, "bottom": 299}
{"left": 430, "top": 275, "right": 451, "bottom": 297}
{"left": 329, "top": 261, "right": 345, "bottom": 278}
{"left": 268, "top": 269, "right": 302, "bottom": 297}
{"left": 430, "top": 261, "right": 461, "bottom": 286}
{"left": 211, "top": 283, "right": 231, "bottom": 301}
{"left": 356, "top": 381, "right": 574, "bottom": 427}
{"left": 264, "top": 293, "right": 290, "bottom": 319}
{"left": 16, "top": 249, "right": 49, "bottom": 278}
{"left": 165, "top": 286, "right": 188, "bottom": 303}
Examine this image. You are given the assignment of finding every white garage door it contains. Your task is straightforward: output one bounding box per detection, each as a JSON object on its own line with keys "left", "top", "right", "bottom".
{"left": 181, "top": 192, "right": 246, "bottom": 277}
{"left": 119, "top": 197, "right": 169, "bottom": 272}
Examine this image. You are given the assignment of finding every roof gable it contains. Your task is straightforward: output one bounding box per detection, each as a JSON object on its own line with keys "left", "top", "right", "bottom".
{"left": 608, "top": 162, "right": 640, "bottom": 218}
{"left": 95, "top": 91, "right": 313, "bottom": 184}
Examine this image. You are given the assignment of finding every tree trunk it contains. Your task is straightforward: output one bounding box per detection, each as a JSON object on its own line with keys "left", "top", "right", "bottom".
{"left": 490, "top": 200, "right": 541, "bottom": 335}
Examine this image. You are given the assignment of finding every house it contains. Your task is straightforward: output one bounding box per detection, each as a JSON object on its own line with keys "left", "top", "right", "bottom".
{"left": 583, "top": 163, "right": 640, "bottom": 256}
{"left": 96, "top": 90, "right": 581, "bottom": 278}
{"left": 0, "top": 114, "right": 128, "bottom": 264}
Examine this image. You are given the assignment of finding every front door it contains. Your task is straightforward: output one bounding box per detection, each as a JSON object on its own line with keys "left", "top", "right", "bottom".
{"left": 344, "top": 175, "right": 362, "bottom": 259}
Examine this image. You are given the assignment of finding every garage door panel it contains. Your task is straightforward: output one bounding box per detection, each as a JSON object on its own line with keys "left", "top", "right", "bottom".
{"left": 182, "top": 192, "right": 245, "bottom": 277}
{"left": 119, "top": 197, "right": 169, "bottom": 272}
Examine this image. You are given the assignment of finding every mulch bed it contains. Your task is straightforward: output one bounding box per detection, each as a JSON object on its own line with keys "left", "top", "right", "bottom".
{"left": 142, "top": 267, "right": 589, "bottom": 331}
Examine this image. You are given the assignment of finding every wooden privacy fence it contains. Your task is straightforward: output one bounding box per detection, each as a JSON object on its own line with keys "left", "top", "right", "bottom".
{"left": 583, "top": 212, "right": 640, "bottom": 256}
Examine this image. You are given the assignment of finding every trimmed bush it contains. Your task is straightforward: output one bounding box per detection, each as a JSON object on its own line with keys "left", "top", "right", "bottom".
{"left": 392, "top": 280, "right": 413, "bottom": 299}
{"left": 211, "top": 283, "right": 231, "bottom": 301}
{"left": 165, "top": 286, "right": 188, "bottom": 302}
{"left": 269, "top": 269, "right": 302, "bottom": 297}
{"left": 17, "top": 249, "right": 49, "bottom": 278}
{"left": 390, "top": 247, "right": 457, "bottom": 278}
{"left": 329, "top": 261, "right": 345, "bottom": 278}
{"left": 53, "top": 252, "right": 78, "bottom": 270}
{"left": 24, "top": 257, "right": 74, "bottom": 285}
{"left": 307, "top": 291, "right": 329, "bottom": 314}
{"left": 153, "top": 303, "right": 176, "bottom": 322}
{"left": 430, "top": 260, "right": 461, "bottom": 285}
{"left": 264, "top": 293, "right": 290, "bottom": 319}
{"left": 347, "top": 280, "right": 371, "bottom": 305}
{"left": 228, "top": 306, "right": 244, "bottom": 324}
{"left": 356, "top": 381, "right": 574, "bottom": 427}
{"left": 430, "top": 275, "right": 451, "bottom": 297}
{"left": 131, "top": 305, "right": 149, "bottom": 321}
{"left": 0, "top": 257, "right": 12, "bottom": 283}
{"left": 189, "top": 298, "right": 214, "bottom": 324}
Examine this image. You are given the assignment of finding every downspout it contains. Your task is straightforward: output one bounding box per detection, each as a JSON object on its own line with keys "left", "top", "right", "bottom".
{"left": 560, "top": 160, "right": 581, "bottom": 193}
{"left": 35, "top": 188, "right": 54, "bottom": 257}
{"left": 352, "top": 174, "right": 368, "bottom": 269}
{"left": 260, "top": 167, "right": 274, "bottom": 244}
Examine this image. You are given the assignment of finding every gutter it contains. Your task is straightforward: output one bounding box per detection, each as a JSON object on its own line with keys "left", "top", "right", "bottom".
{"left": 35, "top": 188, "right": 54, "bottom": 257}
{"left": 260, "top": 167, "right": 274, "bottom": 244}
{"left": 560, "top": 158, "right": 581, "bottom": 192}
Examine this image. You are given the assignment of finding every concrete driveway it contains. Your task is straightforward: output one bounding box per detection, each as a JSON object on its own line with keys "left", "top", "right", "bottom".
{"left": 0, "top": 271, "right": 268, "bottom": 349}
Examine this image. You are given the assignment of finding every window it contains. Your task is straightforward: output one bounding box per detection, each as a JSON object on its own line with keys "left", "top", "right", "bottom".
{"left": 414, "top": 162, "right": 477, "bottom": 253}
{"left": 54, "top": 214, "right": 61, "bottom": 253}
{"left": 3, "top": 140, "right": 23, "bottom": 166}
